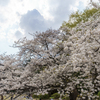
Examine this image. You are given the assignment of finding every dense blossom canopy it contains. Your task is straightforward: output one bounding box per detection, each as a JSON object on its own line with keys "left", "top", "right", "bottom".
{"left": 0, "top": 1, "right": 100, "bottom": 100}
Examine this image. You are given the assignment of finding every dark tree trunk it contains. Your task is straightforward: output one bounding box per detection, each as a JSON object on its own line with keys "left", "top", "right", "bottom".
{"left": 1, "top": 95, "right": 3, "bottom": 100}
{"left": 11, "top": 96, "right": 13, "bottom": 100}
{"left": 69, "top": 88, "right": 78, "bottom": 100}
{"left": 10, "top": 95, "right": 14, "bottom": 100}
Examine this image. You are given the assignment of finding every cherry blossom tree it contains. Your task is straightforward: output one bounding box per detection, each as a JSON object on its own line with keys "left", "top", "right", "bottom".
{"left": 0, "top": 1, "right": 100, "bottom": 100}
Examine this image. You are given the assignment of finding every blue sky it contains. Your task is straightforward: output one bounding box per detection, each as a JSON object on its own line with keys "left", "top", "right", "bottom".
{"left": 0, "top": 0, "right": 89, "bottom": 55}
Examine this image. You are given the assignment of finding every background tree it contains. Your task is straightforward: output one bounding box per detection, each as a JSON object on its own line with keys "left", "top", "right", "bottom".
{"left": 61, "top": 7, "right": 99, "bottom": 29}
{"left": 0, "top": 1, "right": 100, "bottom": 100}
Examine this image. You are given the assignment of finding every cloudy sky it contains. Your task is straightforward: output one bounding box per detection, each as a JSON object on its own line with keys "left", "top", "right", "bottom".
{"left": 0, "top": 0, "right": 90, "bottom": 55}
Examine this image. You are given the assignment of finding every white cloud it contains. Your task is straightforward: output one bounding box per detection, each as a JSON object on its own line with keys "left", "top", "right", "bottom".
{"left": 0, "top": 0, "right": 9, "bottom": 6}
{"left": 20, "top": 9, "right": 47, "bottom": 33}
{"left": 19, "top": 0, "right": 87, "bottom": 36}
{"left": 0, "top": 0, "right": 90, "bottom": 54}
{"left": 14, "top": 30, "right": 23, "bottom": 39}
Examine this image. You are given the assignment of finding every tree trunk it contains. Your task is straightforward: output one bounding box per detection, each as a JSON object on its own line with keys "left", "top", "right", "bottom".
{"left": 11, "top": 95, "right": 13, "bottom": 100}
{"left": 69, "top": 88, "right": 78, "bottom": 100}
{"left": 1, "top": 95, "right": 3, "bottom": 100}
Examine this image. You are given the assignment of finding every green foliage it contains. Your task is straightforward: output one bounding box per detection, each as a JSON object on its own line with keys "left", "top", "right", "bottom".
{"left": 97, "top": 91, "right": 100, "bottom": 99}
{"left": 62, "top": 96, "right": 70, "bottom": 100}
{"left": 32, "top": 94, "right": 49, "bottom": 99}
{"left": 38, "top": 94, "right": 49, "bottom": 99}
{"left": 32, "top": 94, "right": 39, "bottom": 98}
{"left": 51, "top": 93, "right": 60, "bottom": 99}
{"left": 61, "top": 8, "right": 99, "bottom": 29}
{"left": 50, "top": 97, "right": 54, "bottom": 99}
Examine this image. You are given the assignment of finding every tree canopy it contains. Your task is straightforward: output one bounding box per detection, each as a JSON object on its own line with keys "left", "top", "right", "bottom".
{"left": 61, "top": 7, "right": 100, "bottom": 29}
{"left": 0, "top": 1, "right": 100, "bottom": 100}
